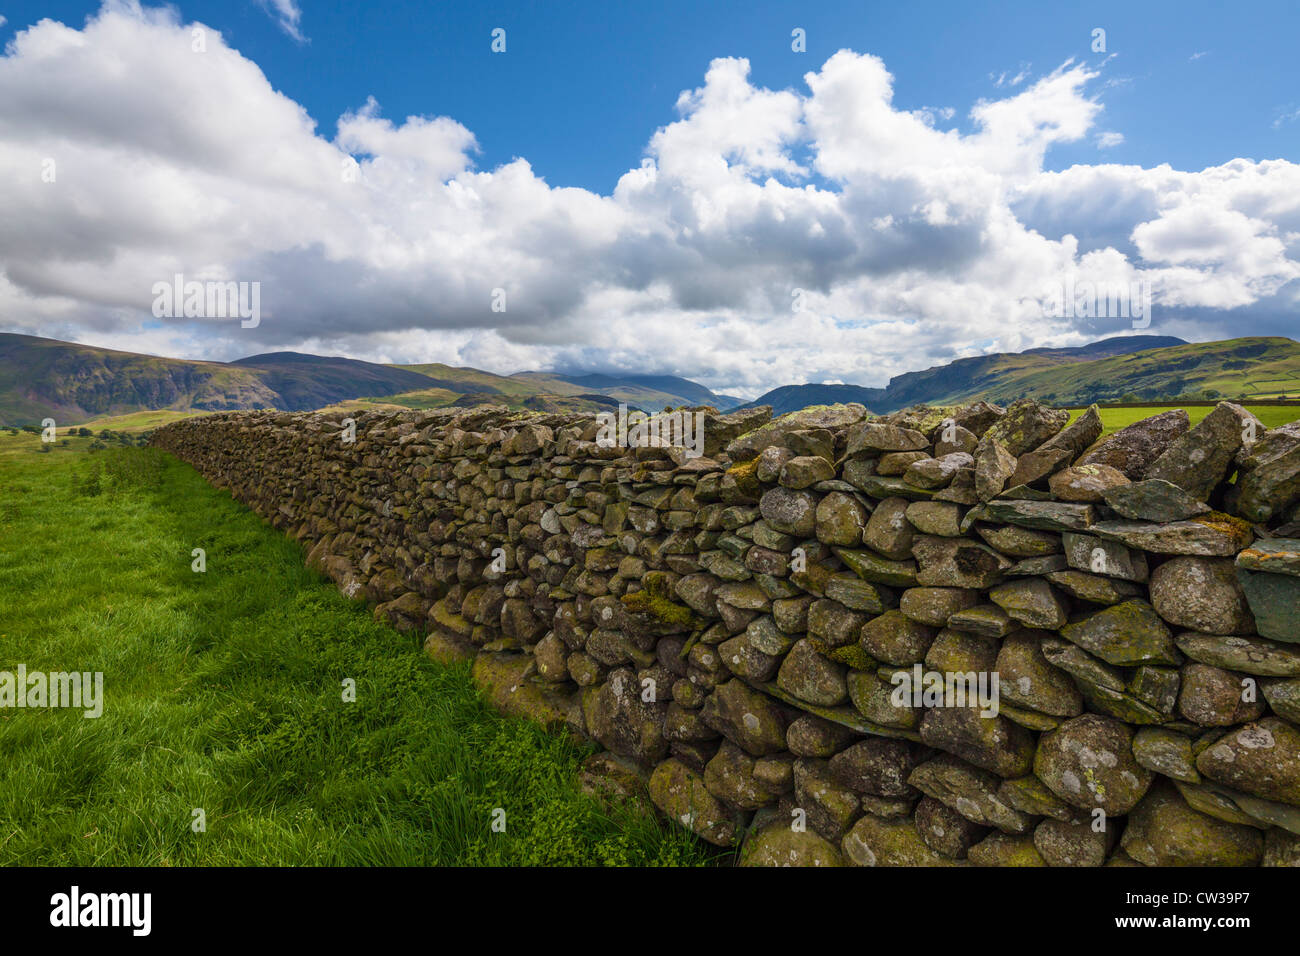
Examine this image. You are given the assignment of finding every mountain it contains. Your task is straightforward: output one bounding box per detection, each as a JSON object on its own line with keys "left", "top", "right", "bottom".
{"left": 734, "top": 383, "right": 884, "bottom": 417}
{"left": 6, "top": 330, "right": 1297, "bottom": 431}
{"left": 231, "top": 352, "right": 453, "bottom": 410}
{"left": 736, "top": 335, "right": 1202, "bottom": 414}
{"left": 0, "top": 333, "right": 278, "bottom": 424}
{"left": 0, "top": 333, "right": 684, "bottom": 426}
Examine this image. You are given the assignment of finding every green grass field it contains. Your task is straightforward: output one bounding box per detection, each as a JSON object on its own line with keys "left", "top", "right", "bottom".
{"left": 0, "top": 432, "right": 717, "bottom": 866}
{"left": 1069, "top": 403, "right": 1300, "bottom": 436}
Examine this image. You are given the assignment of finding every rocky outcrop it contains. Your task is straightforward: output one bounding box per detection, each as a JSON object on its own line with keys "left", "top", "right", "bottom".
{"left": 151, "top": 398, "right": 1300, "bottom": 866}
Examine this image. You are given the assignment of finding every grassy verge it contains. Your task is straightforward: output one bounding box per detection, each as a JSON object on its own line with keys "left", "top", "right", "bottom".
{"left": 1068, "top": 403, "right": 1300, "bottom": 435}
{"left": 0, "top": 432, "right": 718, "bottom": 866}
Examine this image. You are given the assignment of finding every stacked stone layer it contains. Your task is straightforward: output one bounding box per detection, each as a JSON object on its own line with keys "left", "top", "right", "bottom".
{"left": 150, "top": 397, "right": 1300, "bottom": 866}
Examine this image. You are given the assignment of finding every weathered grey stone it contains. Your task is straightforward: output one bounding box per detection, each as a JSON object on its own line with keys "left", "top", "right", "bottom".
{"left": 1196, "top": 719, "right": 1300, "bottom": 807}
{"left": 860, "top": 609, "right": 937, "bottom": 664}
{"left": 915, "top": 795, "right": 988, "bottom": 859}
{"left": 1049, "top": 463, "right": 1130, "bottom": 503}
{"left": 988, "top": 578, "right": 1068, "bottom": 630}
{"left": 649, "top": 758, "right": 737, "bottom": 846}
{"left": 863, "top": 496, "right": 915, "bottom": 560}
{"left": 777, "top": 639, "right": 848, "bottom": 706}
{"left": 700, "top": 679, "right": 787, "bottom": 756}
{"left": 1176, "top": 631, "right": 1300, "bottom": 676}
{"left": 1120, "top": 781, "right": 1263, "bottom": 866}
{"left": 1077, "top": 408, "right": 1190, "bottom": 478}
{"left": 1059, "top": 600, "right": 1181, "bottom": 666}
{"left": 739, "top": 821, "right": 844, "bottom": 866}
{"left": 1034, "top": 714, "right": 1153, "bottom": 814}
{"left": 995, "top": 629, "right": 1083, "bottom": 717}
{"left": 1091, "top": 514, "right": 1255, "bottom": 557}
{"left": 1146, "top": 402, "right": 1262, "bottom": 501}
{"left": 1150, "top": 556, "right": 1255, "bottom": 635}
{"left": 1101, "top": 478, "right": 1212, "bottom": 522}
{"left": 1177, "top": 663, "right": 1265, "bottom": 727}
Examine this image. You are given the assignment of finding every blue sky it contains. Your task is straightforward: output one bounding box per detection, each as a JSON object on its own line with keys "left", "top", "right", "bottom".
{"left": 1, "top": 0, "right": 1298, "bottom": 395}
{"left": 9, "top": 0, "right": 1297, "bottom": 189}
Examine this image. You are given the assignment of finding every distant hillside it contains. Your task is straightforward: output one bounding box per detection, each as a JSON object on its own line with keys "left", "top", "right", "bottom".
{"left": 0, "top": 334, "right": 461, "bottom": 425}
{"left": 874, "top": 335, "right": 1188, "bottom": 411}
{"left": 734, "top": 383, "right": 882, "bottom": 417}
{"left": 0, "top": 333, "right": 278, "bottom": 424}
{"left": 232, "top": 352, "right": 452, "bottom": 410}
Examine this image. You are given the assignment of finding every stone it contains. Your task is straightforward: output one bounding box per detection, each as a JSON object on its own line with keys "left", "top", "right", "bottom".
{"left": 1236, "top": 564, "right": 1300, "bottom": 644}
{"left": 649, "top": 758, "right": 737, "bottom": 846}
{"left": 878, "top": 451, "right": 930, "bottom": 475}
{"left": 845, "top": 422, "right": 930, "bottom": 455}
{"left": 1077, "top": 408, "right": 1190, "bottom": 478}
{"left": 1196, "top": 719, "right": 1300, "bottom": 807}
{"left": 1059, "top": 600, "right": 1182, "bottom": 667}
{"left": 833, "top": 548, "right": 918, "bottom": 588}
{"left": 780, "top": 455, "right": 835, "bottom": 489}
{"left": 863, "top": 496, "right": 914, "bottom": 560}
{"left": 717, "top": 632, "right": 781, "bottom": 682}
{"left": 1091, "top": 514, "right": 1255, "bottom": 557}
{"left": 793, "top": 758, "right": 861, "bottom": 841}
{"left": 980, "top": 399, "right": 1070, "bottom": 457}
{"left": 909, "top": 755, "right": 1037, "bottom": 832}
{"left": 725, "top": 403, "right": 865, "bottom": 462}
{"left": 919, "top": 705, "right": 1035, "bottom": 778}
{"left": 976, "top": 523, "right": 1061, "bottom": 558}
{"left": 759, "top": 486, "right": 818, "bottom": 537}
{"left": 1146, "top": 402, "right": 1262, "bottom": 501}
{"left": 815, "top": 491, "right": 870, "bottom": 546}
{"left": 1237, "top": 538, "right": 1300, "bottom": 577}
{"left": 905, "top": 452, "right": 973, "bottom": 490}
{"left": 1034, "top": 714, "right": 1153, "bottom": 814}
{"left": 899, "top": 587, "right": 979, "bottom": 627}
{"left": 988, "top": 578, "right": 1068, "bottom": 630}
{"left": 777, "top": 638, "right": 848, "bottom": 706}
{"left": 841, "top": 814, "right": 955, "bottom": 866}
{"left": 912, "top": 536, "right": 1012, "bottom": 589}
{"left": 847, "top": 670, "right": 921, "bottom": 730}
{"left": 860, "top": 609, "right": 938, "bottom": 664}
{"left": 915, "top": 796, "right": 987, "bottom": 859}
{"left": 974, "top": 438, "right": 1018, "bottom": 502}
{"left": 703, "top": 740, "right": 782, "bottom": 809}
{"left": 739, "top": 822, "right": 844, "bottom": 867}
{"left": 904, "top": 500, "right": 963, "bottom": 537}
{"left": 1149, "top": 556, "right": 1255, "bottom": 635}
{"left": 1234, "top": 422, "right": 1300, "bottom": 522}
{"left": 828, "top": 738, "right": 920, "bottom": 798}
{"left": 1177, "top": 663, "right": 1265, "bottom": 727}
{"left": 785, "top": 714, "right": 857, "bottom": 757}
{"left": 581, "top": 666, "right": 669, "bottom": 762}
{"left": 981, "top": 499, "right": 1096, "bottom": 532}
{"left": 1049, "top": 463, "right": 1130, "bottom": 503}
{"left": 1033, "top": 818, "right": 1112, "bottom": 867}
{"left": 1120, "top": 782, "right": 1263, "bottom": 866}
{"left": 1007, "top": 447, "right": 1073, "bottom": 488}
{"left": 700, "top": 679, "right": 787, "bottom": 756}
{"left": 1062, "top": 532, "right": 1148, "bottom": 582}
{"left": 995, "top": 629, "right": 1083, "bottom": 717}
{"left": 1101, "top": 478, "right": 1212, "bottom": 522}
{"left": 947, "top": 603, "right": 1014, "bottom": 638}
{"left": 1175, "top": 631, "right": 1300, "bottom": 676}
{"left": 966, "top": 832, "right": 1047, "bottom": 866}
{"left": 1044, "top": 570, "right": 1141, "bottom": 605}
{"left": 1132, "top": 726, "right": 1201, "bottom": 782}
{"left": 1038, "top": 404, "right": 1104, "bottom": 457}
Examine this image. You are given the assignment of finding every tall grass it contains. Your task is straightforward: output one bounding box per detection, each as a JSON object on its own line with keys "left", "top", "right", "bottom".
{"left": 0, "top": 433, "right": 719, "bottom": 866}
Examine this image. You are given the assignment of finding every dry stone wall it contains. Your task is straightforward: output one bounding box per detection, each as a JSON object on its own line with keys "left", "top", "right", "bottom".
{"left": 150, "top": 397, "right": 1300, "bottom": 866}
